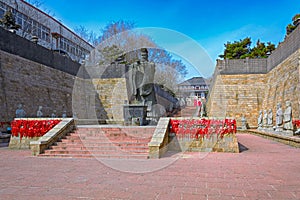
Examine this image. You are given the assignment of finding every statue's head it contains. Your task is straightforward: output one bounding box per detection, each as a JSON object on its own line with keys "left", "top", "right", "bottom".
{"left": 277, "top": 103, "right": 281, "bottom": 108}
{"left": 39, "top": 106, "right": 43, "bottom": 110}
{"left": 140, "top": 48, "right": 148, "bottom": 62}
{"left": 286, "top": 100, "right": 291, "bottom": 106}
{"left": 269, "top": 109, "right": 272, "bottom": 113}
{"left": 17, "top": 103, "right": 23, "bottom": 109}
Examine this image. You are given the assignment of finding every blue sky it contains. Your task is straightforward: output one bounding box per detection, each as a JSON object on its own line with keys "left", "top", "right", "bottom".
{"left": 37, "top": 0, "right": 299, "bottom": 78}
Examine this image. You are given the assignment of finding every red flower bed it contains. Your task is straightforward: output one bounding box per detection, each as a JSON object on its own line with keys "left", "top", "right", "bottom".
{"left": 170, "top": 118, "right": 237, "bottom": 139}
{"left": 293, "top": 119, "right": 300, "bottom": 129}
{"left": 11, "top": 119, "right": 61, "bottom": 139}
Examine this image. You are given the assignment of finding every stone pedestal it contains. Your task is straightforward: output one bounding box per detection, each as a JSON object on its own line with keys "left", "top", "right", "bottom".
{"left": 275, "top": 126, "right": 283, "bottom": 132}
{"left": 123, "top": 104, "right": 147, "bottom": 126}
{"left": 282, "top": 130, "right": 294, "bottom": 137}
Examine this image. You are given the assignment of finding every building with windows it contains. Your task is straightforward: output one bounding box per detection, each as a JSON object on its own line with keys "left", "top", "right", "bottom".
{"left": 177, "top": 77, "right": 210, "bottom": 99}
{"left": 0, "top": 0, "right": 93, "bottom": 63}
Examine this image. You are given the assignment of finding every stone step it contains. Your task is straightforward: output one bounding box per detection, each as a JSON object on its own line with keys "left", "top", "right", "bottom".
{"left": 44, "top": 149, "right": 149, "bottom": 155}
{"left": 0, "top": 142, "right": 9, "bottom": 148}
{"left": 69, "top": 133, "right": 152, "bottom": 140}
{"left": 51, "top": 145, "right": 149, "bottom": 151}
{"left": 56, "top": 141, "right": 149, "bottom": 147}
{"left": 65, "top": 135, "right": 128, "bottom": 140}
{"left": 75, "top": 131, "right": 153, "bottom": 138}
{"left": 39, "top": 153, "right": 149, "bottom": 159}
{"left": 77, "top": 128, "right": 154, "bottom": 135}
{"left": 173, "top": 106, "right": 198, "bottom": 117}
{"left": 60, "top": 138, "right": 150, "bottom": 144}
{"left": 42, "top": 126, "right": 153, "bottom": 159}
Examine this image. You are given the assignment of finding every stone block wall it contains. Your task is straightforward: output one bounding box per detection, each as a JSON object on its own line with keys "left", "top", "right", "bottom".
{"left": 207, "top": 50, "right": 300, "bottom": 128}
{"left": 267, "top": 25, "right": 300, "bottom": 71}
{"left": 262, "top": 50, "right": 300, "bottom": 120}
{"left": 92, "top": 78, "right": 128, "bottom": 121}
{"left": 0, "top": 27, "right": 81, "bottom": 76}
{"left": 217, "top": 58, "right": 268, "bottom": 74}
{"left": 207, "top": 74, "right": 266, "bottom": 128}
{"left": 0, "top": 50, "right": 78, "bottom": 121}
{"left": 71, "top": 77, "right": 107, "bottom": 121}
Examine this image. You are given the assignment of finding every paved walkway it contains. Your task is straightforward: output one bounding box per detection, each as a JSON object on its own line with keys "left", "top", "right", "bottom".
{"left": 1, "top": 133, "right": 300, "bottom": 200}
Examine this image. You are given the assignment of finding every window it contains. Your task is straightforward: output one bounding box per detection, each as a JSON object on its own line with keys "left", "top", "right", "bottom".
{"left": 1, "top": 2, "right": 50, "bottom": 43}
{"left": 0, "top": 2, "right": 6, "bottom": 17}
{"left": 59, "top": 36, "right": 90, "bottom": 59}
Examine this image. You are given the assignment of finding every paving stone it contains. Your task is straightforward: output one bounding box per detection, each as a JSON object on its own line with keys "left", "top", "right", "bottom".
{"left": 0, "top": 134, "right": 300, "bottom": 199}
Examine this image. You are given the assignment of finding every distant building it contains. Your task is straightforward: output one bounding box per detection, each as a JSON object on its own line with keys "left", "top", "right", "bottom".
{"left": 177, "top": 77, "right": 210, "bottom": 99}
{"left": 0, "top": 0, "right": 93, "bottom": 63}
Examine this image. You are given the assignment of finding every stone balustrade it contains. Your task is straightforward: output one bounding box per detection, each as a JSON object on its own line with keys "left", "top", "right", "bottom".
{"left": 30, "top": 118, "right": 75, "bottom": 155}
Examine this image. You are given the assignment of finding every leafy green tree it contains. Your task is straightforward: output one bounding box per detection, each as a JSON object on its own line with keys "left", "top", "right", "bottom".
{"left": 286, "top": 13, "right": 300, "bottom": 36}
{"left": 219, "top": 37, "right": 275, "bottom": 59}
{"left": 219, "top": 37, "right": 251, "bottom": 59}
{"left": 248, "top": 40, "right": 275, "bottom": 58}
{"left": 0, "top": 9, "right": 20, "bottom": 30}
{"left": 98, "top": 45, "right": 125, "bottom": 65}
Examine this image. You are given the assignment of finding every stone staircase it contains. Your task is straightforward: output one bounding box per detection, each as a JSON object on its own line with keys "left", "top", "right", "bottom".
{"left": 0, "top": 133, "right": 10, "bottom": 148}
{"left": 173, "top": 106, "right": 198, "bottom": 117}
{"left": 39, "top": 126, "right": 156, "bottom": 159}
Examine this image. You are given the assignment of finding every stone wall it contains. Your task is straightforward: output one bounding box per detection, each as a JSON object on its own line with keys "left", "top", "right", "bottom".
{"left": 267, "top": 25, "right": 300, "bottom": 71}
{"left": 217, "top": 58, "right": 268, "bottom": 74}
{"left": 208, "top": 24, "right": 300, "bottom": 128}
{"left": 92, "top": 78, "right": 128, "bottom": 121}
{"left": 208, "top": 51, "right": 300, "bottom": 128}
{"left": 0, "top": 27, "right": 81, "bottom": 76}
{"left": 207, "top": 74, "right": 266, "bottom": 128}
{"left": 0, "top": 50, "right": 79, "bottom": 121}
{"left": 262, "top": 50, "right": 300, "bottom": 120}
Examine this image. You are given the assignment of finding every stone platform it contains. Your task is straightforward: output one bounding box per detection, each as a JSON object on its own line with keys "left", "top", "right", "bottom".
{"left": 168, "top": 133, "right": 239, "bottom": 153}
{"left": 241, "top": 129, "right": 300, "bottom": 148}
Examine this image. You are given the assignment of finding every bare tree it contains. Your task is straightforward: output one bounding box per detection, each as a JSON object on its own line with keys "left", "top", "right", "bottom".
{"left": 74, "top": 25, "right": 99, "bottom": 46}
{"left": 76, "top": 20, "right": 188, "bottom": 93}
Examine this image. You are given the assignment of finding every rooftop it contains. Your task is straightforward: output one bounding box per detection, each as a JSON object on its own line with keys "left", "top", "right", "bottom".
{"left": 179, "top": 77, "right": 208, "bottom": 86}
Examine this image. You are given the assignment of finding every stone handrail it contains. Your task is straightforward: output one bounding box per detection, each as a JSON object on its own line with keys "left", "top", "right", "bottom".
{"left": 30, "top": 118, "right": 75, "bottom": 155}
{"left": 148, "top": 118, "right": 170, "bottom": 159}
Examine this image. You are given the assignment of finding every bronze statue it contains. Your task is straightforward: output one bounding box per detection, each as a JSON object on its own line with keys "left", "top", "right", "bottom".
{"left": 128, "top": 48, "right": 157, "bottom": 106}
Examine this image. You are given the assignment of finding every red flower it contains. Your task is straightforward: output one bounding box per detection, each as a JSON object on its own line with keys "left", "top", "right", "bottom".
{"left": 170, "top": 118, "right": 237, "bottom": 139}
{"left": 10, "top": 119, "right": 61, "bottom": 139}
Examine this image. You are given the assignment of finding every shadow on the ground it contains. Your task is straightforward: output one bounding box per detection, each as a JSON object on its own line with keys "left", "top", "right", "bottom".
{"left": 161, "top": 150, "right": 181, "bottom": 158}
{"left": 238, "top": 142, "right": 249, "bottom": 153}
